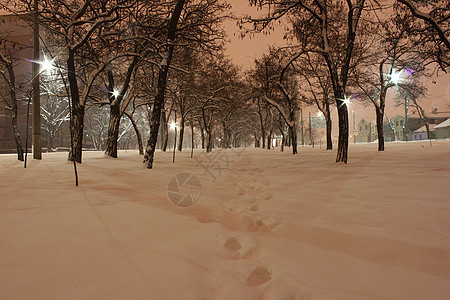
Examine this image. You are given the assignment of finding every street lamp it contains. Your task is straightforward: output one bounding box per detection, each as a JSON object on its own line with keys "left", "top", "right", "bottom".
{"left": 171, "top": 110, "right": 177, "bottom": 163}
{"left": 112, "top": 89, "right": 120, "bottom": 98}
{"left": 39, "top": 56, "right": 55, "bottom": 73}
{"left": 342, "top": 95, "right": 356, "bottom": 142}
{"left": 343, "top": 95, "right": 351, "bottom": 106}
{"left": 390, "top": 68, "right": 410, "bottom": 141}
{"left": 389, "top": 70, "right": 401, "bottom": 85}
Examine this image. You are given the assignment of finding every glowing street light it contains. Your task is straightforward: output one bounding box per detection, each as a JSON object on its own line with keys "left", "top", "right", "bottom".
{"left": 39, "top": 56, "right": 54, "bottom": 73}
{"left": 389, "top": 70, "right": 401, "bottom": 85}
{"left": 317, "top": 111, "right": 323, "bottom": 117}
{"left": 343, "top": 96, "right": 351, "bottom": 106}
{"left": 172, "top": 110, "right": 178, "bottom": 163}
{"left": 112, "top": 89, "right": 120, "bottom": 98}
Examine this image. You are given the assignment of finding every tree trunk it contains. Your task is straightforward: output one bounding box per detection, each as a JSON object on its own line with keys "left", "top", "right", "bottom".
{"left": 105, "top": 104, "right": 121, "bottom": 158}
{"left": 325, "top": 102, "right": 332, "bottom": 150}
{"left": 257, "top": 99, "right": 266, "bottom": 149}
{"left": 161, "top": 111, "right": 168, "bottom": 151}
{"left": 198, "top": 120, "right": 205, "bottom": 149}
{"left": 289, "top": 125, "right": 297, "bottom": 154}
{"left": 67, "top": 50, "right": 84, "bottom": 163}
{"left": 177, "top": 114, "right": 185, "bottom": 151}
{"left": 261, "top": 129, "right": 266, "bottom": 148}
{"left": 425, "top": 123, "right": 431, "bottom": 139}
{"left": 3, "top": 58, "right": 24, "bottom": 161}
{"left": 68, "top": 104, "right": 85, "bottom": 163}
{"left": 11, "top": 105, "right": 24, "bottom": 161}
{"left": 124, "top": 111, "right": 143, "bottom": 155}
{"left": 376, "top": 107, "right": 384, "bottom": 151}
{"left": 206, "top": 130, "right": 212, "bottom": 153}
{"left": 143, "top": 0, "right": 186, "bottom": 168}
{"left": 47, "top": 132, "right": 55, "bottom": 152}
{"left": 336, "top": 99, "right": 349, "bottom": 163}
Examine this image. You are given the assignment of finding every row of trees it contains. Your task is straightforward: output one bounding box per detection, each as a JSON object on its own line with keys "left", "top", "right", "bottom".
{"left": 1, "top": 0, "right": 448, "bottom": 167}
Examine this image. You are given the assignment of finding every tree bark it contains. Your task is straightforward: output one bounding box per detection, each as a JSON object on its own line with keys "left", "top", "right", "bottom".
{"left": 11, "top": 105, "right": 24, "bottom": 161}
{"left": 67, "top": 51, "right": 84, "bottom": 163}
{"left": 69, "top": 104, "right": 85, "bottom": 163}
{"left": 254, "top": 134, "right": 260, "bottom": 147}
{"left": 143, "top": 0, "right": 186, "bottom": 168}
{"left": 336, "top": 99, "right": 349, "bottom": 163}
{"left": 206, "top": 131, "right": 212, "bottom": 153}
{"left": 1, "top": 55, "right": 24, "bottom": 161}
{"left": 47, "top": 132, "right": 55, "bottom": 152}
{"left": 177, "top": 114, "right": 185, "bottom": 151}
{"left": 376, "top": 107, "right": 385, "bottom": 151}
{"left": 105, "top": 104, "right": 121, "bottom": 158}
{"left": 325, "top": 101, "right": 332, "bottom": 150}
{"left": 161, "top": 111, "right": 168, "bottom": 151}
{"left": 124, "top": 111, "right": 143, "bottom": 155}
{"left": 289, "top": 125, "right": 297, "bottom": 154}
{"left": 197, "top": 117, "right": 205, "bottom": 149}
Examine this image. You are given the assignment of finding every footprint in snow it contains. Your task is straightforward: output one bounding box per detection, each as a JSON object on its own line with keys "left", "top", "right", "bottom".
{"left": 246, "top": 266, "right": 271, "bottom": 287}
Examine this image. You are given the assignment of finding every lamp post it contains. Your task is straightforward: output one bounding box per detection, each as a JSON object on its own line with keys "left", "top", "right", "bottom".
{"left": 342, "top": 95, "right": 352, "bottom": 142}
{"left": 171, "top": 110, "right": 177, "bottom": 163}
{"left": 389, "top": 69, "right": 409, "bottom": 141}
{"left": 352, "top": 110, "right": 356, "bottom": 143}
{"left": 403, "top": 93, "right": 409, "bottom": 141}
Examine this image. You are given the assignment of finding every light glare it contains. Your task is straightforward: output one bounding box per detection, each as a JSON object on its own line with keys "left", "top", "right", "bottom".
{"left": 40, "top": 57, "right": 54, "bottom": 73}
{"left": 343, "top": 96, "right": 351, "bottom": 105}
{"left": 390, "top": 71, "right": 401, "bottom": 84}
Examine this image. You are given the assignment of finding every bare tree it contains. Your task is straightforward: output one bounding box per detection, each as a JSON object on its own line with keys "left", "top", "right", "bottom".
{"left": 396, "top": 0, "right": 449, "bottom": 71}
{"left": 40, "top": 71, "right": 69, "bottom": 151}
{"left": 245, "top": 0, "right": 368, "bottom": 163}
{"left": 0, "top": 36, "right": 27, "bottom": 160}
{"left": 143, "top": 0, "right": 186, "bottom": 168}
{"left": 353, "top": 18, "right": 415, "bottom": 151}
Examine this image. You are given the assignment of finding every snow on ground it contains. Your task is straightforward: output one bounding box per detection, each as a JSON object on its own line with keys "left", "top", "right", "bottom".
{"left": 0, "top": 140, "right": 449, "bottom": 299}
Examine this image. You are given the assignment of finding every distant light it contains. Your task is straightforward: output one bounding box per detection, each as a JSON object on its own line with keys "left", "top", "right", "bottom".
{"left": 40, "top": 56, "right": 54, "bottom": 73}
{"left": 170, "top": 122, "right": 177, "bottom": 130}
{"left": 405, "top": 68, "right": 414, "bottom": 76}
{"left": 343, "top": 96, "right": 351, "bottom": 105}
{"left": 317, "top": 111, "right": 323, "bottom": 117}
{"left": 112, "top": 89, "right": 120, "bottom": 98}
{"left": 390, "top": 70, "right": 401, "bottom": 84}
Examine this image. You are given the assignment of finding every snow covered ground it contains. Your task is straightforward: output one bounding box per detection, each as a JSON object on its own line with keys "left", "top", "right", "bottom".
{"left": 1, "top": 140, "right": 449, "bottom": 299}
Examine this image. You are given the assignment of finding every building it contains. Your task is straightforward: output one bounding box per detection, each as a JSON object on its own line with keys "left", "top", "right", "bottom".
{"left": 411, "top": 124, "right": 436, "bottom": 140}
{"left": 435, "top": 118, "right": 450, "bottom": 139}
{"left": 1, "top": 13, "right": 71, "bottom": 154}
{"left": 355, "top": 118, "right": 377, "bottom": 143}
{"left": 381, "top": 123, "right": 394, "bottom": 142}
{"left": 388, "top": 114, "right": 449, "bottom": 141}
{"left": 0, "top": 14, "right": 33, "bottom": 153}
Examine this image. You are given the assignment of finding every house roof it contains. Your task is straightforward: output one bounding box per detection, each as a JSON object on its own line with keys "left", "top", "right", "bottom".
{"left": 412, "top": 124, "right": 437, "bottom": 133}
{"left": 435, "top": 118, "right": 450, "bottom": 129}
